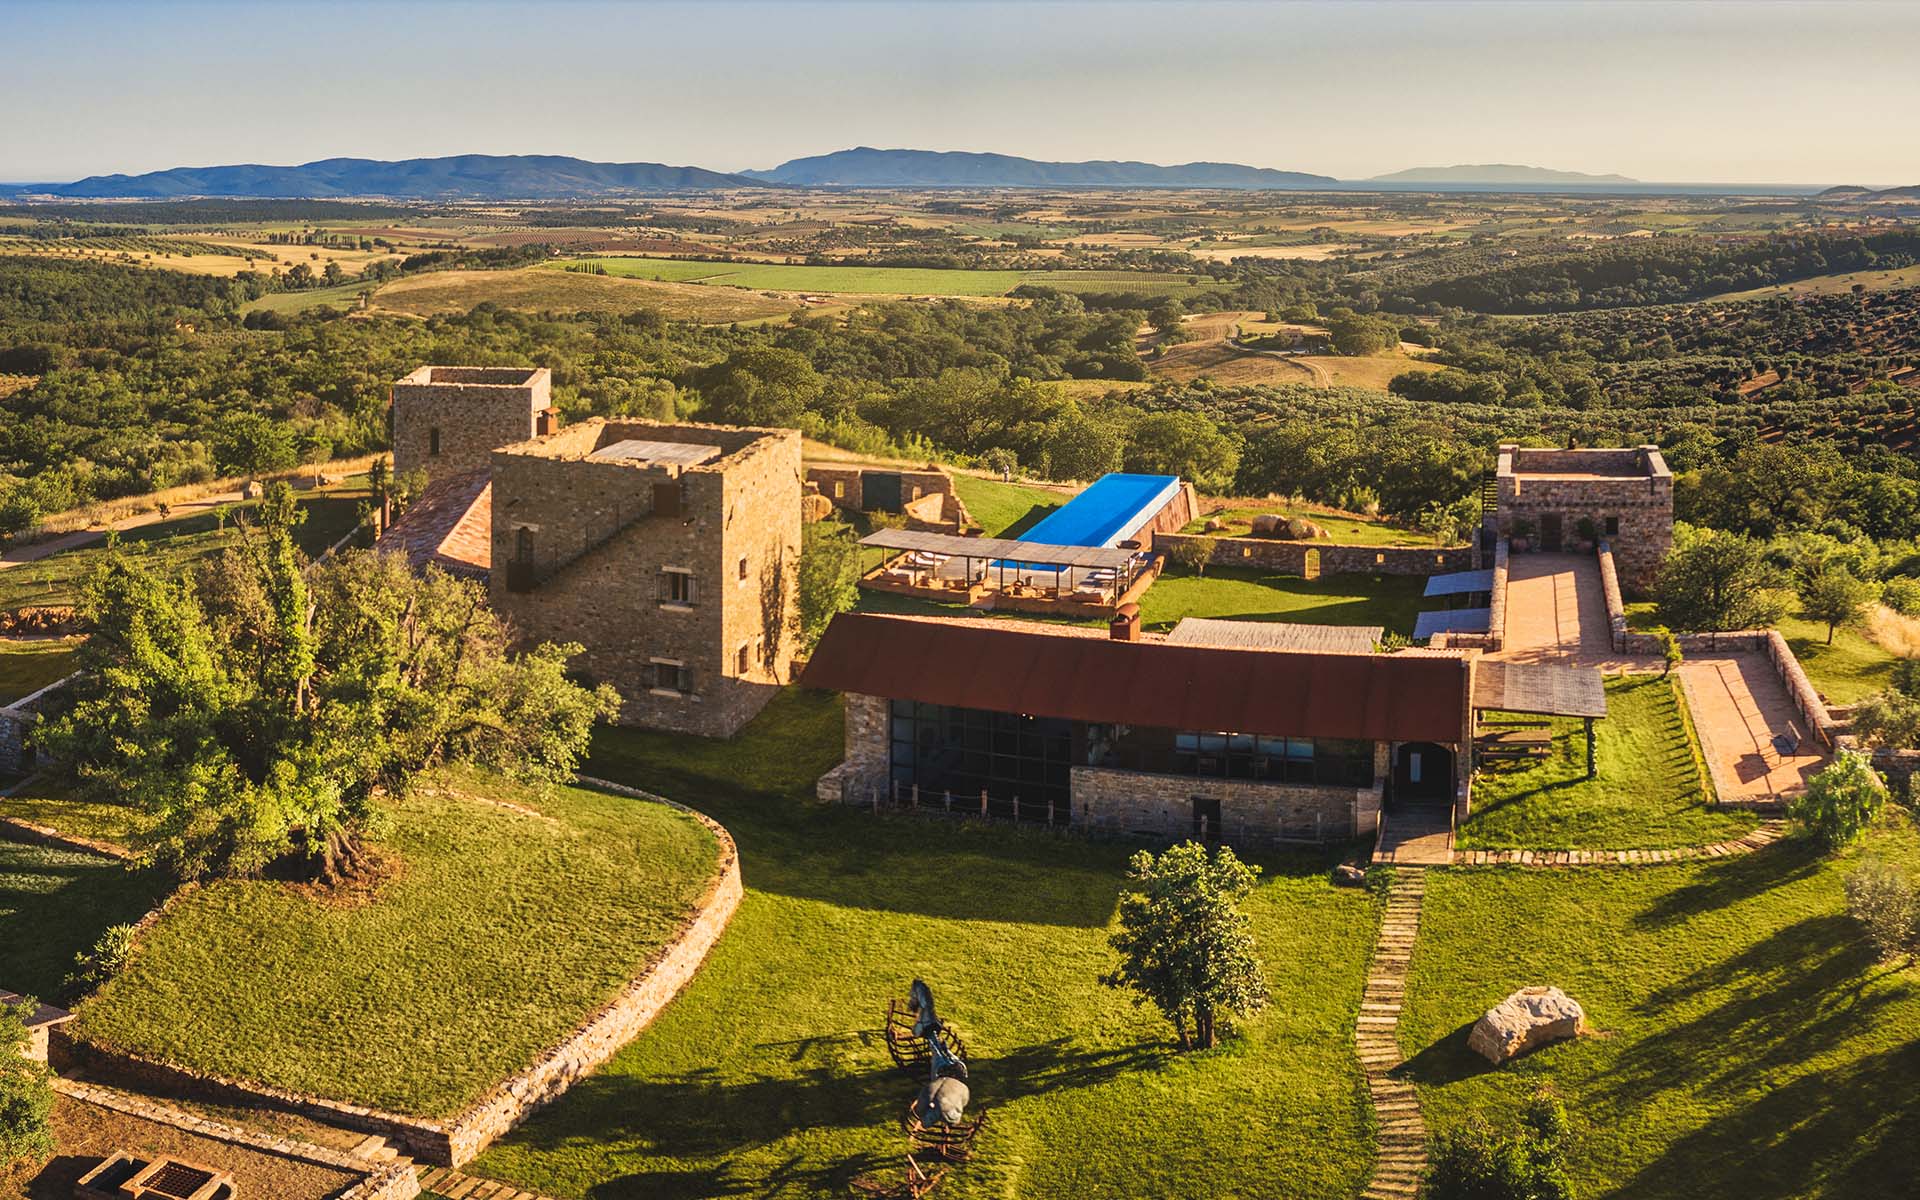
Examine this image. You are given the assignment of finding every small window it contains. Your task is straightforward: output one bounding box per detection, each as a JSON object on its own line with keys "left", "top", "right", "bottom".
{"left": 738, "top": 556, "right": 750, "bottom": 582}
{"left": 1376, "top": 553, "right": 1386, "bottom": 565}
{"left": 514, "top": 527, "right": 534, "bottom": 563}
{"left": 833, "top": 481, "right": 846, "bottom": 499}
{"left": 1241, "top": 546, "right": 1251, "bottom": 559}
{"left": 737, "top": 643, "right": 751, "bottom": 675}
{"left": 1604, "top": 516, "right": 1620, "bottom": 537}
{"left": 429, "top": 427, "right": 441, "bottom": 456}
{"left": 648, "top": 659, "right": 693, "bottom": 695}
{"left": 659, "top": 568, "right": 696, "bottom": 606}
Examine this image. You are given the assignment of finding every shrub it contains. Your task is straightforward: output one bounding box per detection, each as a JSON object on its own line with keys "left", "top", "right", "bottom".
{"left": 1844, "top": 859, "right": 1919, "bottom": 961}
{"left": 1881, "top": 576, "right": 1920, "bottom": 616}
{"left": 0, "top": 999, "right": 56, "bottom": 1170}
{"left": 1427, "top": 1086, "right": 1575, "bottom": 1200}
{"left": 64, "top": 923, "right": 136, "bottom": 1002}
{"left": 1165, "top": 537, "right": 1216, "bottom": 577}
{"left": 1789, "top": 751, "right": 1885, "bottom": 850}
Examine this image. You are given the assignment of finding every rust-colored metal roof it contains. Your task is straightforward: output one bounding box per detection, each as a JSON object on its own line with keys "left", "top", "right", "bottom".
{"left": 804, "top": 613, "right": 1469, "bottom": 743}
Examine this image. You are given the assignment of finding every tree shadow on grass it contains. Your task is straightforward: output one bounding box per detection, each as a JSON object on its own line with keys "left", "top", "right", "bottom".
{"left": 505, "top": 1034, "right": 1164, "bottom": 1200}
{"left": 1628, "top": 838, "right": 1822, "bottom": 929}
{"left": 0, "top": 845, "right": 168, "bottom": 999}
{"left": 1393, "top": 1019, "right": 1498, "bottom": 1087}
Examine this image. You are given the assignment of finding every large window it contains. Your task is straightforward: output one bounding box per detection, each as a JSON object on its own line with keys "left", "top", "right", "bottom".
{"left": 889, "top": 700, "right": 1072, "bottom": 819}
{"left": 1090, "top": 724, "right": 1374, "bottom": 787}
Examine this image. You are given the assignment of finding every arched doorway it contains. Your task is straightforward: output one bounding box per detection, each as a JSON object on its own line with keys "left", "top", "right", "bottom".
{"left": 1302, "top": 548, "right": 1321, "bottom": 580}
{"left": 1393, "top": 742, "right": 1453, "bottom": 805}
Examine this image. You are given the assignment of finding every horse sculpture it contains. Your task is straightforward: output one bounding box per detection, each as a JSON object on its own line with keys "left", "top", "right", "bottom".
{"left": 862, "top": 979, "right": 988, "bottom": 1196}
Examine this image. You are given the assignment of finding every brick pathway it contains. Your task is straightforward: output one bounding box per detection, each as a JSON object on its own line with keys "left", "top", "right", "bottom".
{"left": 1358, "top": 868, "right": 1427, "bottom": 1199}
{"left": 1681, "top": 655, "right": 1828, "bottom": 802}
{"left": 417, "top": 1167, "right": 559, "bottom": 1199}
{"left": 1453, "top": 819, "right": 1787, "bottom": 866}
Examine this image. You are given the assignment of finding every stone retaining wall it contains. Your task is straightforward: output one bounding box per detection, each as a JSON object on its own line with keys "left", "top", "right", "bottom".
{"left": 1485, "top": 537, "right": 1510, "bottom": 652}
{"left": 58, "top": 781, "right": 742, "bottom": 1168}
{"left": 1154, "top": 532, "right": 1472, "bottom": 577}
{"left": 52, "top": 1078, "right": 420, "bottom": 1200}
{"left": 0, "top": 670, "right": 79, "bottom": 776}
{"left": 1071, "top": 764, "right": 1381, "bottom": 843}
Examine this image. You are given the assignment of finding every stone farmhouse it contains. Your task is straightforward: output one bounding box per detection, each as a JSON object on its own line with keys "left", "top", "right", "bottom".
{"left": 1494, "top": 443, "right": 1673, "bottom": 591}
{"left": 378, "top": 367, "right": 802, "bottom": 737}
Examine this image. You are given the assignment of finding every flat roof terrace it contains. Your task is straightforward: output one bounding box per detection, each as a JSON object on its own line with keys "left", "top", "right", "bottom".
{"left": 1500, "top": 444, "right": 1670, "bottom": 481}
{"left": 396, "top": 365, "right": 550, "bottom": 390}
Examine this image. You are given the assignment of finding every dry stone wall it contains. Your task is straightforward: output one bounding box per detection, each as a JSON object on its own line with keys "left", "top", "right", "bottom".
{"left": 1154, "top": 533, "right": 1472, "bottom": 577}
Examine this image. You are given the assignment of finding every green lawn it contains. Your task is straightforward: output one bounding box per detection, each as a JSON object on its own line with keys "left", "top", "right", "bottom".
{"left": 0, "top": 777, "right": 146, "bottom": 848}
{"left": 0, "top": 637, "right": 80, "bottom": 705}
{"left": 0, "top": 840, "right": 169, "bottom": 1001}
{"left": 1180, "top": 506, "right": 1443, "bottom": 547}
{"left": 1399, "top": 815, "right": 1920, "bottom": 1198}
{"left": 469, "top": 689, "right": 1385, "bottom": 1200}
{"left": 1778, "top": 615, "right": 1898, "bottom": 706}
{"left": 0, "top": 489, "right": 367, "bottom": 611}
{"left": 1139, "top": 566, "right": 1427, "bottom": 635}
{"left": 556, "top": 257, "right": 1032, "bottom": 296}
{"left": 239, "top": 280, "right": 373, "bottom": 315}
{"left": 71, "top": 771, "right": 721, "bottom": 1118}
{"left": 949, "top": 474, "right": 1066, "bottom": 536}
{"left": 1460, "top": 675, "right": 1756, "bottom": 850}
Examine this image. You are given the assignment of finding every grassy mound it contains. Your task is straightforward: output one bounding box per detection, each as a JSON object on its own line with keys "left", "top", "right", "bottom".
{"left": 72, "top": 771, "right": 721, "bottom": 1118}
{"left": 470, "top": 690, "right": 1385, "bottom": 1200}
{"left": 1400, "top": 816, "right": 1920, "bottom": 1198}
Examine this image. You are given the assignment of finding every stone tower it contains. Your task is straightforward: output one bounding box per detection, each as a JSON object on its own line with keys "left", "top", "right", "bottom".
{"left": 390, "top": 366, "right": 552, "bottom": 482}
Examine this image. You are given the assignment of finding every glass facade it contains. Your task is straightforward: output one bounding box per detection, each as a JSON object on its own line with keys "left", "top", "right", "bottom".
{"left": 889, "top": 700, "right": 1073, "bottom": 819}
{"left": 1087, "top": 724, "right": 1375, "bottom": 787}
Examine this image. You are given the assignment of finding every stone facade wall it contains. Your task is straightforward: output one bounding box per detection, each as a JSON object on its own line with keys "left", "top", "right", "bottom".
{"left": 490, "top": 421, "right": 801, "bottom": 738}
{"left": 391, "top": 366, "right": 551, "bottom": 483}
{"left": 1131, "top": 482, "right": 1199, "bottom": 549}
{"left": 1155, "top": 532, "right": 1473, "bottom": 577}
{"left": 1073, "top": 764, "right": 1380, "bottom": 843}
{"left": 1496, "top": 444, "right": 1672, "bottom": 593}
{"left": 59, "top": 784, "right": 741, "bottom": 1170}
{"left": 817, "top": 692, "right": 890, "bottom": 803}
{"left": 0, "top": 669, "right": 79, "bottom": 776}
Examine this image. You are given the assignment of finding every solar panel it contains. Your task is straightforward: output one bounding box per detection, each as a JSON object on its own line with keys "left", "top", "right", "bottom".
{"left": 1423, "top": 569, "right": 1496, "bottom": 598}
{"left": 1413, "top": 608, "right": 1492, "bottom": 639}
{"left": 587, "top": 439, "right": 722, "bottom": 467}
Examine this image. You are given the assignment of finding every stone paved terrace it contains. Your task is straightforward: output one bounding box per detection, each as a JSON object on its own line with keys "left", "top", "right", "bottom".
{"left": 1495, "top": 553, "right": 1653, "bottom": 669}
{"left": 1682, "top": 654, "right": 1829, "bottom": 802}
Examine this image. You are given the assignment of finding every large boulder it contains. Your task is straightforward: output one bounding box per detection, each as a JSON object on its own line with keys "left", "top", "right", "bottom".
{"left": 913, "top": 1076, "right": 970, "bottom": 1125}
{"left": 1249, "top": 513, "right": 1325, "bottom": 540}
{"left": 1468, "top": 986, "right": 1588, "bottom": 1064}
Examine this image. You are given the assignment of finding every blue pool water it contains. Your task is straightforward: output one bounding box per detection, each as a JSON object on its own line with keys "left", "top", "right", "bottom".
{"left": 994, "top": 473, "right": 1179, "bottom": 571}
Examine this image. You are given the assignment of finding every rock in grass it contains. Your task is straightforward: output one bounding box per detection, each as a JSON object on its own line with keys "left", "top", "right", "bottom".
{"left": 1468, "top": 986, "right": 1588, "bottom": 1064}
{"left": 1332, "top": 864, "right": 1367, "bottom": 887}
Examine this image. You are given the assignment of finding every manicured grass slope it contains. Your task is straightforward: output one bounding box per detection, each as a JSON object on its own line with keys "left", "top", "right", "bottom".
{"left": 0, "top": 490, "right": 366, "bottom": 611}
{"left": 473, "top": 690, "right": 1384, "bottom": 1200}
{"left": 948, "top": 474, "right": 1065, "bottom": 536}
{"left": 0, "top": 841, "right": 168, "bottom": 1000}
{"left": 1460, "top": 675, "right": 1756, "bottom": 850}
{"left": 1180, "top": 505, "right": 1441, "bottom": 546}
{"left": 0, "top": 778, "right": 146, "bottom": 847}
{"left": 73, "top": 772, "right": 719, "bottom": 1118}
{"left": 1778, "top": 615, "right": 1897, "bottom": 705}
{"left": 0, "top": 637, "right": 80, "bottom": 705}
{"left": 1140, "top": 567, "right": 1426, "bottom": 635}
{"left": 1400, "top": 817, "right": 1920, "bottom": 1199}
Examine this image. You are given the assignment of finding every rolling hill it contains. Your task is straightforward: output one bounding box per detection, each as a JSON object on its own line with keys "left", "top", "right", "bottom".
{"left": 40, "top": 154, "right": 766, "bottom": 199}
{"left": 743, "top": 147, "right": 1337, "bottom": 189}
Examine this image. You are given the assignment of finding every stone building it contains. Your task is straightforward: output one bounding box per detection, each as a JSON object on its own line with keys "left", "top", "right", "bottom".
{"left": 1494, "top": 444, "right": 1673, "bottom": 591}
{"left": 391, "top": 366, "right": 553, "bottom": 483}
{"left": 804, "top": 611, "right": 1479, "bottom": 843}
{"left": 488, "top": 419, "right": 802, "bottom": 738}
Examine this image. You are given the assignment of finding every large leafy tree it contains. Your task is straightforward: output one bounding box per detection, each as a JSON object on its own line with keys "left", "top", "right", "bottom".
{"left": 0, "top": 999, "right": 55, "bottom": 1171}
{"left": 44, "top": 484, "right": 618, "bottom": 882}
{"left": 1800, "top": 566, "right": 1877, "bottom": 645}
{"left": 1653, "top": 524, "right": 1788, "bottom": 632}
{"left": 1102, "top": 841, "right": 1270, "bottom": 1050}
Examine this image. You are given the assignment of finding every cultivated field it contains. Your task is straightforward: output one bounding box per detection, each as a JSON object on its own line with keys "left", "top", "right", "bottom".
{"left": 369, "top": 266, "right": 798, "bottom": 322}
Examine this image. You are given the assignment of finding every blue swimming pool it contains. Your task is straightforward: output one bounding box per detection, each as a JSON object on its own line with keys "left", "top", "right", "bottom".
{"left": 1020, "top": 472, "right": 1181, "bottom": 549}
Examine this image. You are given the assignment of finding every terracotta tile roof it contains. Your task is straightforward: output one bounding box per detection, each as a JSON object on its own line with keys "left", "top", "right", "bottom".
{"left": 374, "top": 468, "right": 492, "bottom": 580}
{"left": 804, "top": 612, "right": 1469, "bottom": 743}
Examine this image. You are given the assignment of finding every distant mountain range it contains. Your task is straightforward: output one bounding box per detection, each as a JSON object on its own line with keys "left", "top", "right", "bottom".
{"left": 0, "top": 149, "right": 1846, "bottom": 200}
{"left": 1370, "top": 164, "right": 1638, "bottom": 185}
{"left": 34, "top": 154, "right": 762, "bottom": 200}
{"left": 740, "top": 147, "right": 1337, "bottom": 189}
{"left": 1817, "top": 184, "right": 1920, "bottom": 200}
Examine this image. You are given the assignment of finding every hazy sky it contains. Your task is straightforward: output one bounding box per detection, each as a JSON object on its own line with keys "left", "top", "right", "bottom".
{"left": 7, "top": 0, "right": 1918, "bottom": 184}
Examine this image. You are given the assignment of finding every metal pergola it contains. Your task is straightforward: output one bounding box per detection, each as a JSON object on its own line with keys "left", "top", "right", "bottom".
{"left": 857, "top": 528, "right": 1146, "bottom": 599}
